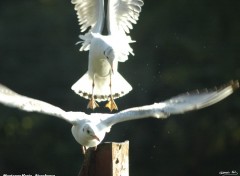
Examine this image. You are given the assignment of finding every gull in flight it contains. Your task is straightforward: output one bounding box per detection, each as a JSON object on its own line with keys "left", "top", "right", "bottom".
{"left": 71, "top": 0, "right": 144, "bottom": 111}
{"left": 0, "top": 81, "right": 238, "bottom": 150}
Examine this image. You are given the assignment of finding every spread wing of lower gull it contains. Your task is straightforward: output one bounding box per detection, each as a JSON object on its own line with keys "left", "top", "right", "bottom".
{"left": 0, "top": 81, "right": 238, "bottom": 148}
{"left": 71, "top": 0, "right": 144, "bottom": 111}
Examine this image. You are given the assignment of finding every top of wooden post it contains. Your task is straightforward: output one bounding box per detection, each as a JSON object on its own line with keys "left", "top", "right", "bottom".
{"left": 79, "top": 141, "right": 129, "bottom": 176}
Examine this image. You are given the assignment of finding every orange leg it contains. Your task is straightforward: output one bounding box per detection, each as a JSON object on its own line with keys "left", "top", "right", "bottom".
{"left": 105, "top": 72, "right": 118, "bottom": 111}
{"left": 87, "top": 75, "right": 99, "bottom": 110}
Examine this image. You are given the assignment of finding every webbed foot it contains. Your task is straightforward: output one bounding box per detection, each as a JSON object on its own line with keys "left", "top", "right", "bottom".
{"left": 87, "top": 97, "right": 99, "bottom": 110}
{"left": 105, "top": 96, "right": 118, "bottom": 111}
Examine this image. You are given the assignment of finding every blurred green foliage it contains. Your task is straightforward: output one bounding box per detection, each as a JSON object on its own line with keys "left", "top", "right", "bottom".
{"left": 0, "top": 0, "right": 240, "bottom": 175}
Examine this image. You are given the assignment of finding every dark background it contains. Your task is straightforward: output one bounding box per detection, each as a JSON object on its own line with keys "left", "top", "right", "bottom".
{"left": 0, "top": 0, "right": 240, "bottom": 175}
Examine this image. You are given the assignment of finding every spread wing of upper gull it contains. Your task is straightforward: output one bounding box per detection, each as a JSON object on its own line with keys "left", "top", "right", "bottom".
{"left": 0, "top": 81, "right": 238, "bottom": 147}
{"left": 71, "top": 0, "right": 144, "bottom": 111}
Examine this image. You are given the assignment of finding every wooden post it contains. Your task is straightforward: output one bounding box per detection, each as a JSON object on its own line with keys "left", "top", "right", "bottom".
{"left": 78, "top": 141, "right": 129, "bottom": 176}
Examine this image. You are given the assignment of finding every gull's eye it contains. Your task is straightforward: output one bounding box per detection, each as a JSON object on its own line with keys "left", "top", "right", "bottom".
{"left": 87, "top": 129, "right": 90, "bottom": 134}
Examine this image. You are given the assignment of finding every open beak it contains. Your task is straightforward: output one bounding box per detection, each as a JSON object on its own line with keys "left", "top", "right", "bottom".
{"left": 91, "top": 134, "right": 100, "bottom": 141}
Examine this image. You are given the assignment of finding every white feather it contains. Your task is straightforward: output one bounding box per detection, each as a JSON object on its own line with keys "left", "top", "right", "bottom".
{"left": 0, "top": 81, "right": 238, "bottom": 147}
{"left": 107, "top": 0, "right": 144, "bottom": 34}
{"left": 72, "top": 33, "right": 133, "bottom": 102}
{"left": 71, "top": 1, "right": 142, "bottom": 103}
{"left": 71, "top": 0, "right": 104, "bottom": 33}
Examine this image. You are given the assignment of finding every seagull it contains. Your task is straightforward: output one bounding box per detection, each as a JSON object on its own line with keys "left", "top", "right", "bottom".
{"left": 71, "top": 0, "right": 144, "bottom": 111}
{"left": 0, "top": 81, "right": 238, "bottom": 150}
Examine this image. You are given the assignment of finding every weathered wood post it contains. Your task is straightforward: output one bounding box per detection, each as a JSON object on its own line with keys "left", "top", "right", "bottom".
{"left": 78, "top": 141, "right": 129, "bottom": 176}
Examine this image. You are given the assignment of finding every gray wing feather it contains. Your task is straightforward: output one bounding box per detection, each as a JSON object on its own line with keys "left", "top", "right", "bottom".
{"left": 163, "top": 80, "right": 239, "bottom": 114}
{"left": 102, "top": 81, "right": 239, "bottom": 127}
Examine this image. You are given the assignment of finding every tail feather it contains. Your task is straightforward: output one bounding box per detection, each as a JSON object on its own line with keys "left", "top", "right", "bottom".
{"left": 71, "top": 72, "right": 132, "bottom": 102}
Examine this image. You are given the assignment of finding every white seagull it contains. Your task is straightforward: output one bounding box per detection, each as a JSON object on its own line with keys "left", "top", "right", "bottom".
{"left": 71, "top": 0, "right": 144, "bottom": 111}
{"left": 0, "top": 81, "right": 238, "bottom": 150}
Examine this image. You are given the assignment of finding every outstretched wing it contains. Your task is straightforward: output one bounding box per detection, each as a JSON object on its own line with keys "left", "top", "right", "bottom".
{"left": 162, "top": 81, "right": 239, "bottom": 114}
{"left": 72, "top": 0, "right": 104, "bottom": 33}
{"left": 102, "top": 80, "right": 239, "bottom": 127}
{"left": 0, "top": 84, "right": 78, "bottom": 124}
{"left": 72, "top": 0, "right": 105, "bottom": 51}
{"left": 107, "top": 0, "right": 144, "bottom": 35}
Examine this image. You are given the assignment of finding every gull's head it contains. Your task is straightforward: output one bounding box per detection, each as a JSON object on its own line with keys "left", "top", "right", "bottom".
{"left": 71, "top": 123, "right": 105, "bottom": 147}
{"left": 104, "top": 47, "right": 116, "bottom": 73}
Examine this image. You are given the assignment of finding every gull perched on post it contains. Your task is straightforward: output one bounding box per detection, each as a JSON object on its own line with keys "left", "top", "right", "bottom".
{"left": 71, "top": 0, "right": 144, "bottom": 111}
{"left": 0, "top": 81, "right": 238, "bottom": 149}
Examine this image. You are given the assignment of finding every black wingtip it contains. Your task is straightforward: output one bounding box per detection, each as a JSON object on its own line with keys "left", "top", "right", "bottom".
{"left": 229, "top": 80, "right": 239, "bottom": 91}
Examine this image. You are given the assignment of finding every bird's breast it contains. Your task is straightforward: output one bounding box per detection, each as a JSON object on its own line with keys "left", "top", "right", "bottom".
{"left": 88, "top": 38, "right": 113, "bottom": 77}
